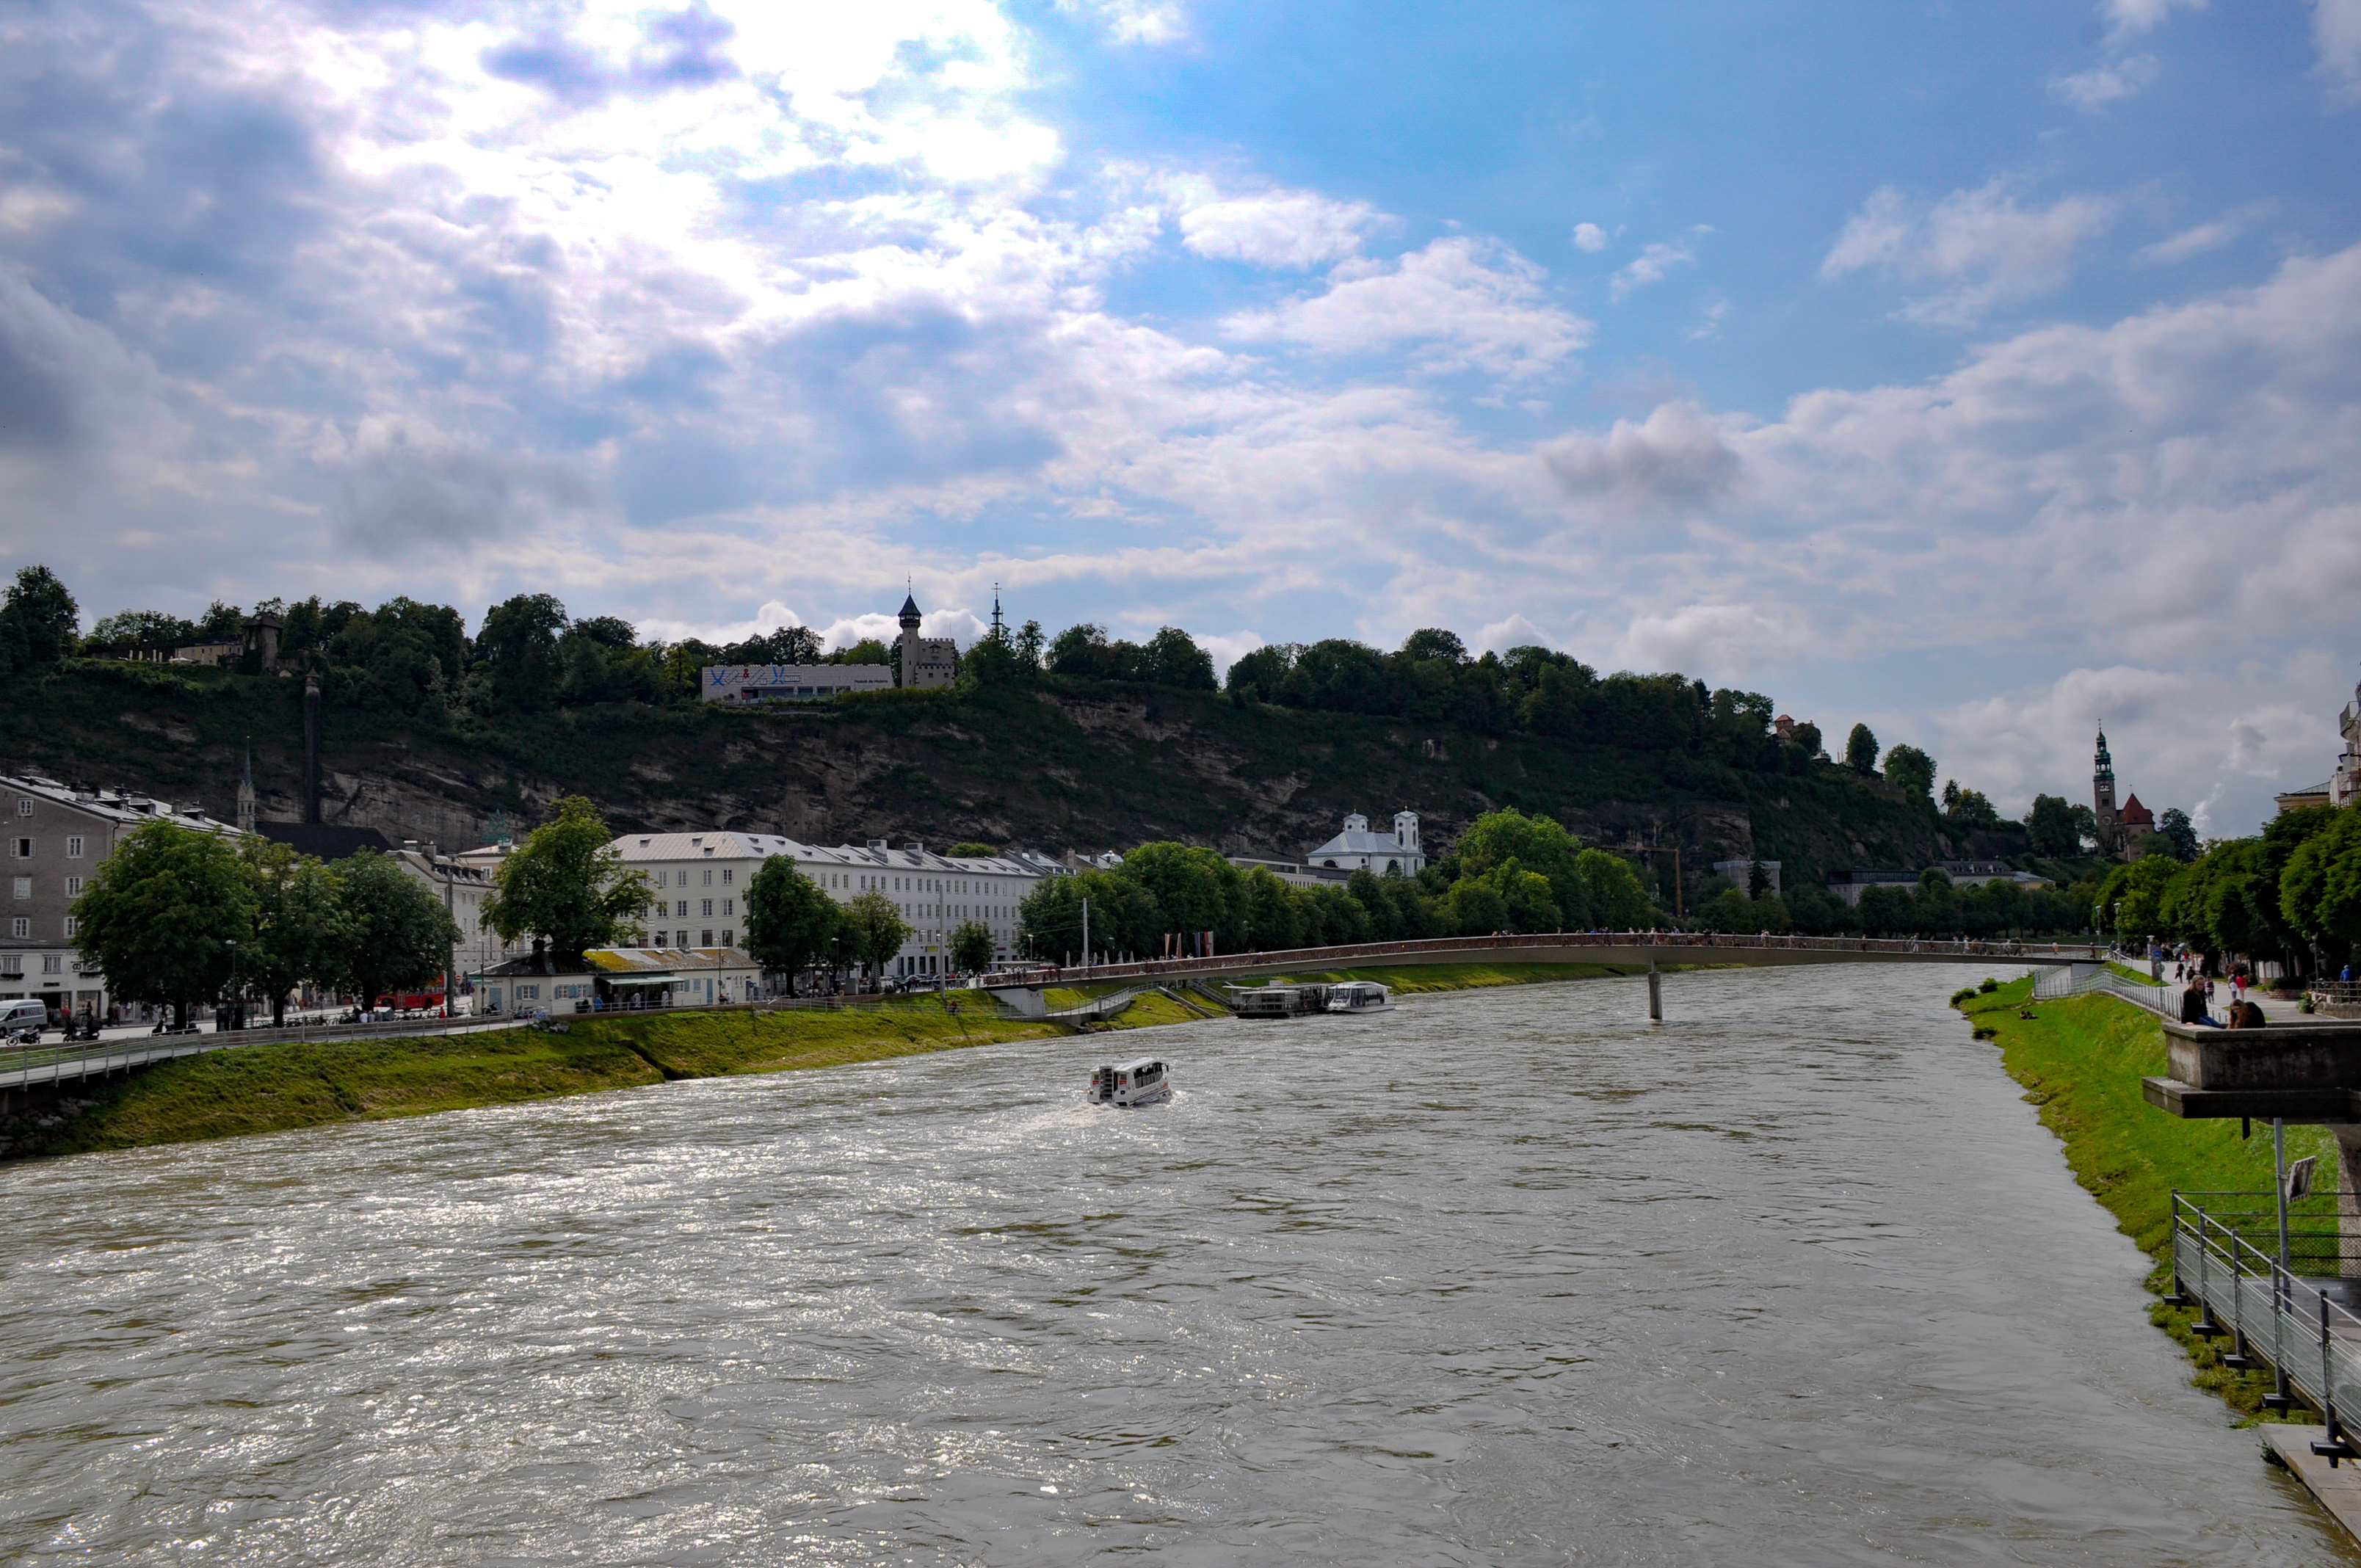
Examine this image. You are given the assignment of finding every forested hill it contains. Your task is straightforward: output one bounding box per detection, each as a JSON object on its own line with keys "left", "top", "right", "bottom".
{"left": 7, "top": 658, "right": 1969, "bottom": 903}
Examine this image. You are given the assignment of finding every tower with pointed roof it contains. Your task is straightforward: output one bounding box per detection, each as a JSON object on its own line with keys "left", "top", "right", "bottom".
{"left": 893, "top": 590, "right": 957, "bottom": 689}
{"left": 236, "top": 742, "right": 258, "bottom": 835}
{"left": 2092, "top": 726, "right": 2117, "bottom": 850}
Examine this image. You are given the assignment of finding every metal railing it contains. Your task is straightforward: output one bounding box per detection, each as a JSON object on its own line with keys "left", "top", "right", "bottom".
{"left": 2171, "top": 1191, "right": 2361, "bottom": 1449}
{"left": 0, "top": 1013, "right": 527, "bottom": 1093}
{"left": 985, "top": 932, "right": 2101, "bottom": 988}
{"left": 2031, "top": 962, "right": 2171, "bottom": 1013}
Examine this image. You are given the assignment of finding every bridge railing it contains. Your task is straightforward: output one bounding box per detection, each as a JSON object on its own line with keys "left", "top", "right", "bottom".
{"left": 983, "top": 931, "right": 2099, "bottom": 990}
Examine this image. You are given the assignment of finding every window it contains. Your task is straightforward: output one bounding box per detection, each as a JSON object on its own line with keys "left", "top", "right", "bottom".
{"left": 700, "top": 899, "right": 713, "bottom": 918}
{"left": 722, "top": 899, "right": 733, "bottom": 917}
{"left": 702, "top": 868, "right": 713, "bottom": 887}
{"left": 43, "top": 954, "right": 62, "bottom": 973}
{"left": 10, "top": 838, "right": 27, "bottom": 858}
{"left": 12, "top": 918, "right": 27, "bottom": 938}
{"left": 14, "top": 798, "right": 28, "bottom": 816}
{"left": 59, "top": 918, "right": 75, "bottom": 939}
{"left": 654, "top": 929, "right": 669, "bottom": 945}
{"left": 653, "top": 869, "right": 667, "bottom": 888}
{"left": 11, "top": 878, "right": 25, "bottom": 900}
{"left": 517, "top": 984, "right": 539, "bottom": 1001}
{"left": 65, "top": 836, "right": 82, "bottom": 858}
{"left": 721, "top": 868, "right": 733, "bottom": 886}
{"left": 675, "top": 900, "right": 688, "bottom": 918}
{"left": 721, "top": 929, "right": 734, "bottom": 946}
{"left": 65, "top": 876, "right": 82, "bottom": 896}
{"left": 700, "top": 929, "right": 713, "bottom": 945}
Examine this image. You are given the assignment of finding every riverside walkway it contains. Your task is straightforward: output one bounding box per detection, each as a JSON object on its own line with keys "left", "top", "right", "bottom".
{"left": 986, "top": 930, "right": 2103, "bottom": 991}
{"left": 0, "top": 1014, "right": 525, "bottom": 1100}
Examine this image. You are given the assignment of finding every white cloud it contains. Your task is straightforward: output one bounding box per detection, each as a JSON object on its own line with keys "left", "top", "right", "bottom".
{"left": 1821, "top": 180, "right": 2117, "bottom": 325}
{"left": 2139, "top": 220, "right": 2237, "bottom": 263}
{"left": 1572, "top": 222, "right": 1609, "bottom": 253}
{"left": 1178, "top": 188, "right": 1379, "bottom": 269}
{"left": 1225, "top": 236, "right": 1592, "bottom": 377}
{"left": 2317, "top": 0, "right": 2361, "bottom": 88}
{"left": 1544, "top": 401, "right": 1739, "bottom": 507}
{"left": 1196, "top": 629, "right": 1263, "bottom": 678}
{"left": 2102, "top": 0, "right": 2205, "bottom": 39}
{"left": 638, "top": 599, "right": 805, "bottom": 646}
{"left": 1612, "top": 603, "right": 1808, "bottom": 681}
{"left": 1687, "top": 298, "right": 1731, "bottom": 341}
{"left": 1057, "top": 0, "right": 1188, "bottom": 46}
{"left": 2052, "top": 54, "right": 2159, "bottom": 108}
{"left": 1476, "top": 613, "right": 1549, "bottom": 653}
{"left": 1609, "top": 242, "right": 1694, "bottom": 301}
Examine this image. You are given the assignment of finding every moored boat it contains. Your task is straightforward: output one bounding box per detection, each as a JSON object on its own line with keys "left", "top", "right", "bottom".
{"left": 1087, "top": 1056, "right": 1172, "bottom": 1106}
{"left": 1324, "top": 980, "right": 1393, "bottom": 1015}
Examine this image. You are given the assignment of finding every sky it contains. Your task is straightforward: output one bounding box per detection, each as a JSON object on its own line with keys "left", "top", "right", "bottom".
{"left": 4, "top": 0, "right": 2360, "bottom": 837}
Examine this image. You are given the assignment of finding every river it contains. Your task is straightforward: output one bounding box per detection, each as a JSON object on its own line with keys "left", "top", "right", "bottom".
{"left": 0, "top": 965, "right": 2346, "bottom": 1564}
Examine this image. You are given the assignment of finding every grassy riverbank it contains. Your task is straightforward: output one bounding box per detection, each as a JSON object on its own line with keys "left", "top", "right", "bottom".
{"left": 1956, "top": 977, "right": 2336, "bottom": 1418}
{"left": 12, "top": 1001, "right": 1067, "bottom": 1158}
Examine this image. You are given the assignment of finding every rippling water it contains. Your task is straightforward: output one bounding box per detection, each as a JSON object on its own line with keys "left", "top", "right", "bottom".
{"left": 1, "top": 965, "right": 2345, "bottom": 1564}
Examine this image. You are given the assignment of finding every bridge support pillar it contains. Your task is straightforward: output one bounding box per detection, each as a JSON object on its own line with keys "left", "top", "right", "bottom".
{"left": 1647, "top": 963, "right": 1662, "bottom": 1024}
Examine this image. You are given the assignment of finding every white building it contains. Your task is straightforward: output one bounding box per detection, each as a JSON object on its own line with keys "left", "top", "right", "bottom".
{"left": 1303, "top": 811, "right": 1425, "bottom": 876}
{"left": 2335, "top": 672, "right": 2361, "bottom": 809}
{"left": 607, "top": 831, "right": 1049, "bottom": 979}
{"left": 700, "top": 663, "right": 893, "bottom": 704}
{"left": 2, "top": 774, "right": 245, "bottom": 1019}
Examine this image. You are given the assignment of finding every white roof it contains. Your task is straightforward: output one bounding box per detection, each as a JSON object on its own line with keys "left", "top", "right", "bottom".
{"left": 1306, "top": 828, "right": 1417, "bottom": 859}
{"left": 609, "top": 831, "right": 1048, "bottom": 877}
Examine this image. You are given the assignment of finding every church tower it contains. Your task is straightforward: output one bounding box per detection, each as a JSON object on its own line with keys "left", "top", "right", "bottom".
{"left": 2092, "top": 726, "right": 2118, "bottom": 849}
{"left": 236, "top": 742, "right": 257, "bottom": 835}
{"left": 893, "top": 589, "right": 957, "bottom": 689}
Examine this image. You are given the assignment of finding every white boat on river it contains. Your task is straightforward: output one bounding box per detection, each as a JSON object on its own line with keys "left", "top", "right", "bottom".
{"left": 1324, "top": 981, "right": 1393, "bottom": 1015}
{"left": 1087, "top": 1056, "right": 1172, "bottom": 1107}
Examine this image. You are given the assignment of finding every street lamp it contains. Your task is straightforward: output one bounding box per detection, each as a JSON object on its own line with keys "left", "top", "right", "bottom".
{"left": 225, "top": 938, "right": 239, "bottom": 1031}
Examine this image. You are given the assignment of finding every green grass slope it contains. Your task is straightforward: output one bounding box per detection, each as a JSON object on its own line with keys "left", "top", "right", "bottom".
{"left": 1956, "top": 979, "right": 2335, "bottom": 1418}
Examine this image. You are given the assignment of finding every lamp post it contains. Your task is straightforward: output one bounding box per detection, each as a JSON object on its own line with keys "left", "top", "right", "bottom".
{"left": 225, "top": 938, "right": 239, "bottom": 1032}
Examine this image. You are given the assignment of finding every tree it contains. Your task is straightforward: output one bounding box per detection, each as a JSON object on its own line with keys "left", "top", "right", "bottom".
{"left": 0, "top": 565, "right": 80, "bottom": 672}
{"left": 2157, "top": 807, "right": 2199, "bottom": 863}
{"left": 2026, "top": 794, "right": 2081, "bottom": 857}
{"left": 1019, "top": 869, "right": 1159, "bottom": 962}
{"left": 1882, "top": 744, "right": 1937, "bottom": 800}
{"left": 944, "top": 841, "right": 998, "bottom": 858}
{"left": 474, "top": 593, "right": 570, "bottom": 712}
{"left": 481, "top": 795, "right": 651, "bottom": 968}
{"left": 1577, "top": 849, "right": 1656, "bottom": 929}
{"left": 839, "top": 890, "right": 914, "bottom": 985}
{"left": 1845, "top": 723, "right": 1879, "bottom": 774}
{"left": 2096, "top": 854, "right": 2188, "bottom": 943}
{"left": 743, "top": 858, "right": 840, "bottom": 995}
{"left": 1117, "top": 841, "right": 1240, "bottom": 950}
{"left": 950, "top": 920, "right": 995, "bottom": 976}
{"left": 2282, "top": 809, "right": 2361, "bottom": 963}
{"left": 1789, "top": 721, "right": 1823, "bottom": 758}
{"left": 70, "top": 820, "right": 253, "bottom": 1028}
{"left": 1454, "top": 808, "right": 1591, "bottom": 928}
{"left": 333, "top": 850, "right": 465, "bottom": 1011}
{"left": 241, "top": 839, "right": 348, "bottom": 1026}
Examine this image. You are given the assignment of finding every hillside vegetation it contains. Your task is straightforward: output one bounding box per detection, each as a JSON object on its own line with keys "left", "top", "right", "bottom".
{"left": 12, "top": 657, "right": 1957, "bottom": 905}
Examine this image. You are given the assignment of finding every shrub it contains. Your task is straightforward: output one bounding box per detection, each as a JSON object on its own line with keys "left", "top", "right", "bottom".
{"left": 1950, "top": 987, "right": 1977, "bottom": 1007}
{"left": 1978, "top": 976, "right": 1999, "bottom": 993}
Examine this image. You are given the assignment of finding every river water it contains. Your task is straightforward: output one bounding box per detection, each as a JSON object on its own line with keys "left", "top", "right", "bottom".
{"left": 0, "top": 965, "right": 2346, "bottom": 1564}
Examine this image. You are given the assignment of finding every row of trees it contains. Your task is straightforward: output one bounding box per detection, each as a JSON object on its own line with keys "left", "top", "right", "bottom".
{"left": 1686, "top": 870, "right": 2101, "bottom": 940}
{"left": 71, "top": 827, "right": 465, "bottom": 1026}
{"left": 1011, "top": 812, "right": 1661, "bottom": 960}
{"left": 2097, "top": 802, "right": 2361, "bottom": 972}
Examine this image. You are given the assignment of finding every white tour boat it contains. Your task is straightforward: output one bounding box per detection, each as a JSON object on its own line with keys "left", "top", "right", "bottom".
{"left": 1087, "top": 1056, "right": 1172, "bottom": 1107}
{"left": 1324, "top": 981, "right": 1393, "bottom": 1015}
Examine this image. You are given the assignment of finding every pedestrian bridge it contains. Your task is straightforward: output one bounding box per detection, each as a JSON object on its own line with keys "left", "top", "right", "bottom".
{"left": 986, "top": 930, "right": 2103, "bottom": 992}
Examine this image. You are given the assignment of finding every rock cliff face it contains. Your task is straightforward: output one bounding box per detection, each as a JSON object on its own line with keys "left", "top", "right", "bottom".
{"left": 14, "top": 665, "right": 1952, "bottom": 890}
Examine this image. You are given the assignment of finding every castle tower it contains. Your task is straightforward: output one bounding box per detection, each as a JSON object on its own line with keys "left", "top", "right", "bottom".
{"left": 236, "top": 742, "right": 257, "bottom": 835}
{"left": 2093, "top": 726, "right": 2117, "bottom": 848}
{"left": 894, "top": 590, "right": 957, "bottom": 689}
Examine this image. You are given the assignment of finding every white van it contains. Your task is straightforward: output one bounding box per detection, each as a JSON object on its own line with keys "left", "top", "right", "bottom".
{"left": 0, "top": 998, "right": 50, "bottom": 1033}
